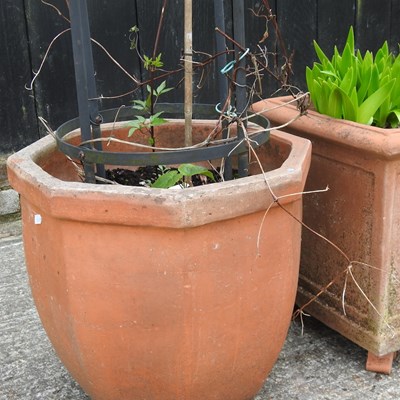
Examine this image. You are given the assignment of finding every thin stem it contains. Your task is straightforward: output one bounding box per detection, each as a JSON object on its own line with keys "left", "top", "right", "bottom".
{"left": 216, "top": 27, "right": 279, "bottom": 82}
{"left": 149, "top": 0, "right": 168, "bottom": 149}
{"left": 153, "top": 0, "right": 168, "bottom": 60}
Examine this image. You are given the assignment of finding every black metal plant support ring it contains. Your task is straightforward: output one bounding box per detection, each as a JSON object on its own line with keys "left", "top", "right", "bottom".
{"left": 61, "top": 0, "right": 270, "bottom": 183}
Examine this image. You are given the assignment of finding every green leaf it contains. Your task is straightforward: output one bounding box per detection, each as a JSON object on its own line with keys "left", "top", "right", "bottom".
{"left": 155, "top": 80, "right": 173, "bottom": 96}
{"left": 151, "top": 111, "right": 164, "bottom": 119}
{"left": 318, "top": 80, "right": 334, "bottom": 115}
{"left": 178, "top": 164, "right": 215, "bottom": 180}
{"left": 357, "top": 65, "right": 372, "bottom": 104}
{"left": 127, "top": 116, "right": 148, "bottom": 137}
{"left": 132, "top": 99, "right": 148, "bottom": 111}
{"left": 149, "top": 117, "right": 167, "bottom": 127}
{"left": 335, "top": 85, "right": 357, "bottom": 121}
{"left": 387, "top": 109, "right": 400, "bottom": 128}
{"left": 310, "top": 79, "right": 322, "bottom": 110}
{"left": 358, "top": 80, "right": 394, "bottom": 124}
{"left": 127, "top": 122, "right": 142, "bottom": 137}
{"left": 391, "top": 78, "right": 400, "bottom": 108}
{"left": 339, "top": 43, "right": 353, "bottom": 79}
{"left": 320, "top": 70, "right": 339, "bottom": 79}
{"left": 328, "top": 87, "right": 342, "bottom": 119}
{"left": 368, "top": 65, "right": 380, "bottom": 96}
{"left": 156, "top": 80, "right": 166, "bottom": 94}
{"left": 151, "top": 170, "right": 183, "bottom": 188}
{"left": 332, "top": 46, "right": 341, "bottom": 71}
{"left": 143, "top": 55, "right": 151, "bottom": 70}
{"left": 145, "top": 94, "right": 152, "bottom": 109}
{"left": 149, "top": 111, "right": 167, "bottom": 127}
{"left": 313, "top": 40, "right": 331, "bottom": 67}
{"left": 375, "top": 41, "right": 390, "bottom": 67}
{"left": 345, "top": 26, "right": 355, "bottom": 54}
{"left": 154, "top": 53, "right": 164, "bottom": 67}
{"left": 376, "top": 96, "right": 391, "bottom": 127}
{"left": 306, "top": 66, "right": 315, "bottom": 92}
{"left": 339, "top": 67, "right": 355, "bottom": 95}
{"left": 350, "top": 87, "right": 359, "bottom": 112}
{"left": 363, "top": 51, "right": 373, "bottom": 69}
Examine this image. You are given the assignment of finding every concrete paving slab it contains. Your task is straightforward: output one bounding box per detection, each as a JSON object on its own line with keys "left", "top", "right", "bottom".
{"left": 1, "top": 235, "right": 400, "bottom": 399}
{"left": 0, "top": 218, "right": 22, "bottom": 240}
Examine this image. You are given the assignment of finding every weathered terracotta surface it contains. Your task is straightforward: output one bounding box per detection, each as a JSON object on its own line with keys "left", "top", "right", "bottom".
{"left": 253, "top": 97, "right": 400, "bottom": 360}
{"left": 7, "top": 121, "right": 311, "bottom": 400}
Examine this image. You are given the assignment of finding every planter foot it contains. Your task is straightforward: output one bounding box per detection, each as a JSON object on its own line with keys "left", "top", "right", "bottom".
{"left": 366, "top": 351, "right": 396, "bottom": 374}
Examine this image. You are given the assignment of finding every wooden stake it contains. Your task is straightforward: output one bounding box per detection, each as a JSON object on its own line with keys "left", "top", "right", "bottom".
{"left": 184, "top": 0, "right": 193, "bottom": 147}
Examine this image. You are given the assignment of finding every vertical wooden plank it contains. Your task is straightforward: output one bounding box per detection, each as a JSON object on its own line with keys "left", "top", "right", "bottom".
{"left": 390, "top": 0, "right": 400, "bottom": 52}
{"left": 25, "top": 0, "right": 77, "bottom": 134}
{"left": 276, "top": 0, "right": 318, "bottom": 91}
{"left": 191, "top": 0, "right": 233, "bottom": 105}
{"left": 26, "top": 0, "right": 142, "bottom": 134}
{"left": 87, "top": 1, "right": 142, "bottom": 108}
{"left": 355, "top": 0, "right": 391, "bottom": 53}
{"left": 191, "top": 0, "right": 219, "bottom": 104}
{"left": 0, "top": 0, "right": 39, "bottom": 152}
{"left": 316, "top": 0, "right": 356, "bottom": 57}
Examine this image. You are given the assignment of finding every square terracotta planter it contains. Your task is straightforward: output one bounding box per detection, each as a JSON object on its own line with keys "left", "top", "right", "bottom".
{"left": 252, "top": 96, "right": 400, "bottom": 374}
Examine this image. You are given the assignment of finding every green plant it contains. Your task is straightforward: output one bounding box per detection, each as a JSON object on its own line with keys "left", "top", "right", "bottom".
{"left": 126, "top": 27, "right": 213, "bottom": 188}
{"left": 127, "top": 25, "right": 173, "bottom": 147}
{"left": 127, "top": 80, "right": 172, "bottom": 146}
{"left": 306, "top": 26, "right": 400, "bottom": 128}
{"left": 151, "top": 163, "right": 215, "bottom": 189}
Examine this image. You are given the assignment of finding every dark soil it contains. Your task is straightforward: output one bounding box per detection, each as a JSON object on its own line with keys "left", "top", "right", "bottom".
{"left": 106, "top": 166, "right": 161, "bottom": 186}
{"left": 105, "top": 166, "right": 224, "bottom": 187}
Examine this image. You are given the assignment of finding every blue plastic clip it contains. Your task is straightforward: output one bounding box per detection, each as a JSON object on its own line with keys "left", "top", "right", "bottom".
{"left": 215, "top": 103, "right": 237, "bottom": 118}
{"left": 239, "top": 48, "right": 250, "bottom": 61}
{"left": 220, "top": 48, "right": 250, "bottom": 74}
{"left": 220, "top": 60, "right": 236, "bottom": 74}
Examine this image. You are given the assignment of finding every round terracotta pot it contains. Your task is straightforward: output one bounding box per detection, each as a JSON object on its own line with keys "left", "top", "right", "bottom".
{"left": 7, "top": 121, "right": 311, "bottom": 400}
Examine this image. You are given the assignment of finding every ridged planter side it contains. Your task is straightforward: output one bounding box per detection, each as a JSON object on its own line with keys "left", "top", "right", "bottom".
{"left": 7, "top": 121, "right": 311, "bottom": 399}
{"left": 253, "top": 97, "right": 400, "bottom": 372}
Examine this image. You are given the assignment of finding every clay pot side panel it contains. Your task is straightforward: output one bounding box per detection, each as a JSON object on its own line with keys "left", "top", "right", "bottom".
{"left": 21, "top": 195, "right": 301, "bottom": 400}
{"left": 301, "top": 150, "right": 376, "bottom": 317}
{"left": 387, "top": 171, "right": 400, "bottom": 323}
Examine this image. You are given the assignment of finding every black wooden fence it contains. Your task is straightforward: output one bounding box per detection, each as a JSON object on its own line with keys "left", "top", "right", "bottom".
{"left": 1, "top": 0, "right": 400, "bottom": 154}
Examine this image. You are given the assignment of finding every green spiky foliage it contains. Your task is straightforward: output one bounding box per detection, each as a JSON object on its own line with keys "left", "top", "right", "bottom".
{"left": 306, "top": 27, "right": 400, "bottom": 128}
